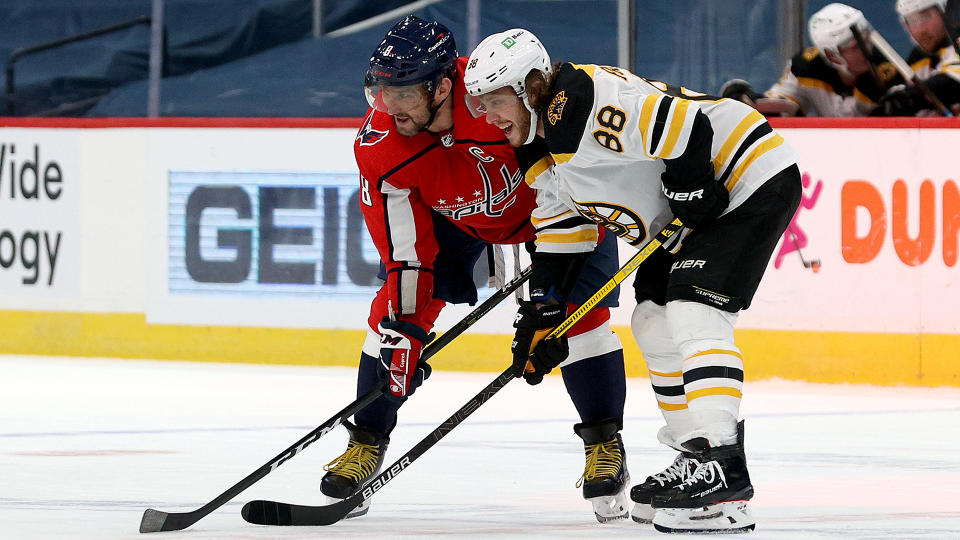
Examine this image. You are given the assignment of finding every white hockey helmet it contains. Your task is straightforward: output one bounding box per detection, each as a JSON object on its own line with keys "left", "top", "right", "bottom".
{"left": 896, "top": 0, "right": 948, "bottom": 48}
{"left": 896, "top": 0, "right": 947, "bottom": 17}
{"left": 463, "top": 28, "right": 551, "bottom": 144}
{"left": 808, "top": 3, "right": 873, "bottom": 71}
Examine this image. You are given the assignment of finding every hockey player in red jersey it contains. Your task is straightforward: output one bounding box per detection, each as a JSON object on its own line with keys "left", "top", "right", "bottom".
{"left": 320, "top": 16, "right": 633, "bottom": 523}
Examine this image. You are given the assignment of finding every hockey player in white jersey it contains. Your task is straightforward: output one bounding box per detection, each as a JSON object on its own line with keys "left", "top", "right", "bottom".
{"left": 464, "top": 29, "right": 802, "bottom": 534}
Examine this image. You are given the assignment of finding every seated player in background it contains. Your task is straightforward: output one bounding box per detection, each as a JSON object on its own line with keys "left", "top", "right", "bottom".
{"left": 872, "top": 0, "right": 960, "bottom": 115}
{"left": 320, "top": 16, "right": 634, "bottom": 523}
{"left": 722, "top": 3, "right": 902, "bottom": 116}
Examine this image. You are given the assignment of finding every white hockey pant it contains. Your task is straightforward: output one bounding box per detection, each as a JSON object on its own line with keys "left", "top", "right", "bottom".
{"left": 631, "top": 300, "right": 742, "bottom": 447}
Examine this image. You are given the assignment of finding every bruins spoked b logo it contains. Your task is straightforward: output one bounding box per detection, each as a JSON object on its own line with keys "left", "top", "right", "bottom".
{"left": 575, "top": 201, "right": 647, "bottom": 245}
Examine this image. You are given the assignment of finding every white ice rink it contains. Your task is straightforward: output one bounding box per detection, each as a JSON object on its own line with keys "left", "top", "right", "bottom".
{"left": 2, "top": 355, "right": 959, "bottom": 539}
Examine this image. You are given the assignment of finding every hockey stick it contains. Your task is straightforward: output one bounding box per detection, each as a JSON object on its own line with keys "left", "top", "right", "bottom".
{"left": 241, "top": 217, "right": 684, "bottom": 527}
{"left": 138, "top": 264, "right": 533, "bottom": 534}
{"left": 864, "top": 27, "right": 954, "bottom": 116}
{"left": 789, "top": 230, "right": 821, "bottom": 273}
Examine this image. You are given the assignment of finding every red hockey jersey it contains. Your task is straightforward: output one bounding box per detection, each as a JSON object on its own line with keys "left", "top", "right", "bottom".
{"left": 354, "top": 57, "right": 537, "bottom": 279}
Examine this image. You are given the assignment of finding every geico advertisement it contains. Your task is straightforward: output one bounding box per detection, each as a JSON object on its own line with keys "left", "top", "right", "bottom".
{"left": 735, "top": 128, "right": 959, "bottom": 334}
{"left": 168, "top": 170, "right": 382, "bottom": 298}
{"left": 0, "top": 134, "right": 78, "bottom": 294}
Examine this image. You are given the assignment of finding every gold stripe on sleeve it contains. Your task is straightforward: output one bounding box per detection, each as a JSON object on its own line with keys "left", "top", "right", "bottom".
{"left": 657, "top": 99, "right": 691, "bottom": 158}
{"left": 712, "top": 110, "right": 765, "bottom": 174}
{"left": 725, "top": 134, "right": 785, "bottom": 190}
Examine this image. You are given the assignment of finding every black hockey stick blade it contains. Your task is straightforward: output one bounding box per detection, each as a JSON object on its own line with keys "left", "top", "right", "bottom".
{"left": 138, "top": 266, "right": 531, "bottom": 533}
{"left": 242, "top": 368, "right": 516, "bottom": 526}
{"left": 138, "top": 387, "right": 382, "bottom": 533}
{"left": 240, "top": 220, "right": 682, "bottom": 527}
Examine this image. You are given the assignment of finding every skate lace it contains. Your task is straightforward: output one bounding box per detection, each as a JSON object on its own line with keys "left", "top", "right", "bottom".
{"left": 323, "top": 440, "right": 381, "bottom": 483}
{"left": 575, "top": 438, "right": 622, "bottom": 488}
{"left": 679, "top": 459, "right": 727, "bottom": 490}
{"left": 650, "top": 454, "right": 699, "bottom": 487}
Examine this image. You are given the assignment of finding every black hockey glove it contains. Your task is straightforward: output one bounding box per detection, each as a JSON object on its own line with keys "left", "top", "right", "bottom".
{"left": 661, "top": 170, "right": 729, "bottom": 230}
{"left": 511, "top": 300, "right": 569, "bottom": 385}
{"left": 871, "top": 85, "right": 926, "bottom": 117}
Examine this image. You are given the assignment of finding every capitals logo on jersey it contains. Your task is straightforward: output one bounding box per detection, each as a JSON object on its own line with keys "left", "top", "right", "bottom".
{"left": 358, "top": 115, "right": 390, "bottom": 146}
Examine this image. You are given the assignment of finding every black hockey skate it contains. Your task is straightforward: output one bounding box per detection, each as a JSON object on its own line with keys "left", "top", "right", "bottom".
{"left": 574, "top": 418, "right": 630, "bottom": 523}
{"left": 650, "top": 420, "right": 755, "bottom": 534}
{"left": 319, "top": 421, "right": 389, "bottom": 519}
{"left": 629, "top": 451, "right": 700, "bottom": 524}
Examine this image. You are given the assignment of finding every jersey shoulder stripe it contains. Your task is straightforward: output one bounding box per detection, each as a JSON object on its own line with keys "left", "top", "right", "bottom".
{"left": 542, "top": 63, "right": 595, "bottom": 158}
{"left": 717, "top": 120, "right": 773, "bottom": 187}
{"left": 712, "top": 109, "right": 766, "bottom": 176}
{"left": 637, "top": 90, "right": 698, "bottom": 159}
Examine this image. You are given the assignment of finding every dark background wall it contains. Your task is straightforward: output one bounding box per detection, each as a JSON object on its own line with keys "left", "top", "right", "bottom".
{"left": 0, "top": 0, "right": 912, "bottom": 117}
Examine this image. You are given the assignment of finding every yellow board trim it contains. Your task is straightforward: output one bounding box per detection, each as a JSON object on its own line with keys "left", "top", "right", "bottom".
{"left": 1, "top": 310, "right": 958, "bottom": 387}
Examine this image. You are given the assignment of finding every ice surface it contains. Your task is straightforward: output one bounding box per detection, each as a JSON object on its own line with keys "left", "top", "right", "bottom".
{"left": 1, "top": 355, "right": 958, "bottom": 539}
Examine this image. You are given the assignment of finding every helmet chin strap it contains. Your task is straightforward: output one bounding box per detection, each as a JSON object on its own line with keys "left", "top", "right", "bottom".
{"left": 423, "top": 91, "right": 451, "bottom": 133}
{"left": 521, "top": 94, "right": 539, "bottom": 145}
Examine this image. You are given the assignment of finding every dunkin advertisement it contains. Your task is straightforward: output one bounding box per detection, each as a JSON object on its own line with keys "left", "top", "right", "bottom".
{"left": 737, "top": 125, "right": 959, "bottom": 335}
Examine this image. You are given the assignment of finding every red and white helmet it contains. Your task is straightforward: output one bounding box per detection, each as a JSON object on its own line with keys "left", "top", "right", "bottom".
{"left": 808, "top": 3, "right": 873, "bottom": 72}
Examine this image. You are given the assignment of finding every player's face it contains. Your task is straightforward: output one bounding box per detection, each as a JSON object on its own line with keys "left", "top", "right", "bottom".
{"left": 837, "top": 39, "right": 870, "bottom": 75}
{"left": 904, "top": 7, "right": 947, "bottom": 53}
{"left": 380, "top": 85, "right": 435, "bottom": 136}
{"left": 475, "top": 87, "right": 529, "bottom": 147}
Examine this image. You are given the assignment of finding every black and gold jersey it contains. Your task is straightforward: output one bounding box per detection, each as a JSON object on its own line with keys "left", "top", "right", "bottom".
{"left": 765, "top": 47, "right": 901, "bottom": 116}
{"left": 906, "top": 39, "right": 960, "bottom": 107}
{"left": 524, "top": 62, "right": 798, "bottom": 251}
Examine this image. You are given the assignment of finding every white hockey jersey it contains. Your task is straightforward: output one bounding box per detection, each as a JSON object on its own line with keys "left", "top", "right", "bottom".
{"left": 524, "top": 63, "right": 799, "bottom": 252}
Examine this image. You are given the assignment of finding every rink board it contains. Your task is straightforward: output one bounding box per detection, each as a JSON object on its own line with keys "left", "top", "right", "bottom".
{"left": 0, "top": 117, "right": 957, "bottom": 386}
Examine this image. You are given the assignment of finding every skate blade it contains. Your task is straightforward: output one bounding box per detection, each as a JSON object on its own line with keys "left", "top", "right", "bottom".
{"left": 325, "top": 495, "right": 371, "bottom": 520}
{"left": 589, "top": 485, "right": 630, "bottom": 523}
{"left": 630, "top": 502, "right": 654, "bottom": 524}
{"left": 653, "top": 500, "right": 754, "bottom": 534}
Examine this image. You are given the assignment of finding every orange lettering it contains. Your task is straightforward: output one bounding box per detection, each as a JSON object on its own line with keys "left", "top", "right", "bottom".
{"left": 944, "top": 180, "right": 959, "bottom": 267}
{"left": 841, "top": 181, "right": 885, "bottom": 263}
{"left": 891, "top": 180, "right": 935, "bottom": 266}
